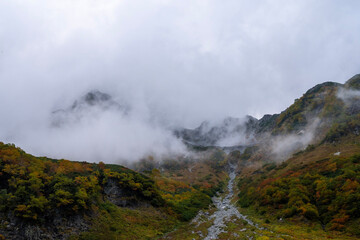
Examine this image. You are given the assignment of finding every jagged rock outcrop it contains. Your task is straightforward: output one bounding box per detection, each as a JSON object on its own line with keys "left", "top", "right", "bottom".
{"left": 0, "top": 214, "right": 89, "bottom": 240}
{"left": 104, "top": 178, "right": 150, "bottom": 208}
{"left": 51, "top": 90, "right": 130, "bottom": 127}
{"left": 174, "top": 116, "right": 258, "bottom": 148}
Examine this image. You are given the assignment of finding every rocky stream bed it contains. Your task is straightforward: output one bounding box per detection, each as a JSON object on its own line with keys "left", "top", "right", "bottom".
{"left": 203, "top": 163, "right": 258, "bottom": 239}
{"left": 162, "top": 163, "right": 268, "bottom": 240}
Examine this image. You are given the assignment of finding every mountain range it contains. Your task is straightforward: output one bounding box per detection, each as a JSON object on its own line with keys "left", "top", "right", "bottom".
{"left": 0, "top": 74, "right": 360, "bottom": 239}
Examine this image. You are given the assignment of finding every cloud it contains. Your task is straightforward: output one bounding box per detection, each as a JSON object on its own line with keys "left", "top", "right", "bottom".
{"left": 270, "top": 118, "right": 321, "bottom": 161}
{"left": 337, "top": 88, "right": 360, "bottom": 102}
{"left": 6, "top": 90, "right": 187, "bottom": 163}
{"left": 336, "top": 87, "right": 360, "bottom": 115}
{"left": 0, "top": 0, "right": 359, "bottom": 162}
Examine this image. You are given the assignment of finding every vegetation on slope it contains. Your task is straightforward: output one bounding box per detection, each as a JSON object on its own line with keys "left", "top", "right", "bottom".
{"left": 324, "top": 114, "right": 360, "bottom": 143}
{"left": 262, "top": 75, "right": 359, "bottom": 137}
{"left": 272, "top": 82, "right": 344, "bottom": 134}
{"left": 0, "top": 142, "right": 164, "bottom": 222}
{"left": 144, "top": 150, "right": 227, "bottom": 221}
{"left": 237, "top": 135, "right": 360, "bottom": 237}
{"left": 75, "top": 204, "right": 178, "bottom": 240}
{"left": 153, "top": 171, "right": 212, "bottom": 221}
{"left": 0, "top": 142, "right": 223, "bottom": 239}
{"left": 235, "top": 75, "right": 360, "bottom": 238}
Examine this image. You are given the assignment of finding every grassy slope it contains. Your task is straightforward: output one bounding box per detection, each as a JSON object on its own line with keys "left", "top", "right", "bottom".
{"left": 0, "top": 143, "right": 219, "bottom": 239}
{"left": 161, "top": 140, "right": 360, "bottom": 240}
{"left": 0, "top": 142, "right": 181, "bottom": 239}
{"left": 2, "top": 75, "right": 359, "bottom": 239}
{"left": 235, "top": 135, "right": 360, "bottom": 239}
{"left": 233, "top": 76, "right": 360, "bottom": 239}
{"left": 74, "top": 205, "right": 178, "bottom": 240}
{"left": 0, "top": 142, "right": 227, "bottom": 239}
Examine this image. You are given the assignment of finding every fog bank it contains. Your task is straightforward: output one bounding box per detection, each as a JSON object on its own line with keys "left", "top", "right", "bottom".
{"left": 1, "top": 0, "right": 360, "bottom": 162}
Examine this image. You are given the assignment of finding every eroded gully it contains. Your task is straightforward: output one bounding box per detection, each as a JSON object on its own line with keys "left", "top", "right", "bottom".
{"left": 200, "top": 163, "right": 260, "bottom": 240}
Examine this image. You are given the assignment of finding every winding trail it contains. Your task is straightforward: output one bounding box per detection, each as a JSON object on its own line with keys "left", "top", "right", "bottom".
{"left": 203, "top": 163, "right": 257, "bottom": 240}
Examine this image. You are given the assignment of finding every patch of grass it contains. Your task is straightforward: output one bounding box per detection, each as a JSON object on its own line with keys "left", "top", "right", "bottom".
{"left": 73, "top": 203, "right": 178, "bottom": 240}
{"left": 237, "top": 205, "right": 360, "bottom": 240}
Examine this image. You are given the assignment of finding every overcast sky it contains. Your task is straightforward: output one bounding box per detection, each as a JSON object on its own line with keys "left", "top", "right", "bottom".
{"left": 0, "top": 0, "right": 360, "bottom": 162}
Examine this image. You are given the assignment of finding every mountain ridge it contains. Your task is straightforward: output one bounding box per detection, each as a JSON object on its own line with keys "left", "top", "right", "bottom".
{"left": 176, "top": 74, "right": 360, "bottom": 153}
{"left": 1, "top": 74, "right": 360, "bottom": 239}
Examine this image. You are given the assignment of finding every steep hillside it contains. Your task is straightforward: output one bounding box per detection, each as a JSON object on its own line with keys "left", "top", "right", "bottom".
{"left": 236, "top": 137, "right": 360, "bottom": 237}
{"left": 177, "top": 74, "right": 360, "bottom": 154}
{"left": 1, "top": 74, "right": 359, "bottom": 239}
{"left": 344, "top": 74, "right": 360, "bottom": 90}
{"left": 259, "top": 75, "right": 360, "bottom": 137}
{"left": 0, "top": 142, "right": 221, "bottom": 239}
{"left": 234, "top": 75, "right": 360, "bottom": 238}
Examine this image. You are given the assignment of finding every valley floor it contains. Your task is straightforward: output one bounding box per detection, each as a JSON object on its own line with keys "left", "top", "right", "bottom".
{"left": 160, "top": 164, "right": 265, "bottom": 240}
{"left": 160, "top": 166, "right": 360, "bottom": 240}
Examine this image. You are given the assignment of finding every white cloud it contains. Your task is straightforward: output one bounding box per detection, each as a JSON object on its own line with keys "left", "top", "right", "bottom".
{"left": 0, "top": 0, "right": 359, "bottom": 162}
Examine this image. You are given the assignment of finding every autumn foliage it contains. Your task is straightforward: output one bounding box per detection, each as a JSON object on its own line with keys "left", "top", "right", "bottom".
{"left": 237, "top": 154, "right": 360, "bottom": 234}
{"left": 0, "top": 142, "right": 165, "bottom": 223}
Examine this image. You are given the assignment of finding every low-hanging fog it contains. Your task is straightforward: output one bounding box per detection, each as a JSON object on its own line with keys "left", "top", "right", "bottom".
{"left": 0, "top": 0, "right": 360, "bottom": 163}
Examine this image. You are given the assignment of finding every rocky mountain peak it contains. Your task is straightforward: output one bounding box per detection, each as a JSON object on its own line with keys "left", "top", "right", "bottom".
{"left": 71, "top": 90, "right": 126, "bottom": 111}
{"left": 82, "top": 90, "right": 112, "bottom": 106}
{"left": 52, "top": 90, "right": 129, "bottom": 127}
